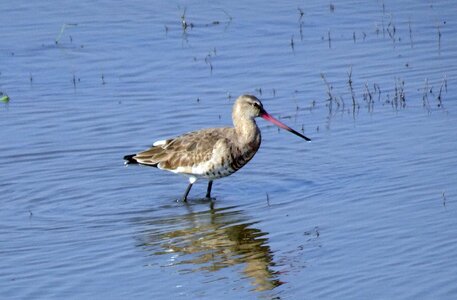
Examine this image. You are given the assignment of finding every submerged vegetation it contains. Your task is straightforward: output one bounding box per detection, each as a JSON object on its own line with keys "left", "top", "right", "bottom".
{"left": 0, "top": 93, "right": 9, "bottom": 103}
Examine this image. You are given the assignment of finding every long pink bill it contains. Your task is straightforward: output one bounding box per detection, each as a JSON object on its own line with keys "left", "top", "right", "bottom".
{"left": 260, "top": 111, "right": 311, "bottom": 141}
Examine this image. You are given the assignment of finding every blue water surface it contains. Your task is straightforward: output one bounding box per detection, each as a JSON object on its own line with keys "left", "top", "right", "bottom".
{"left": 1, "top": 0, "right": 457, "bottom": 299}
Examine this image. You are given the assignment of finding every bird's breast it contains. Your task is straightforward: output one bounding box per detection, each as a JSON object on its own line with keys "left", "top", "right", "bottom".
{"left": 196, "top": 134, "right": 261, "bottom": 180}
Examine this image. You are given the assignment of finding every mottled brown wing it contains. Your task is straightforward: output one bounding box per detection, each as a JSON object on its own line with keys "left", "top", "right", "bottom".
{"left": 133, "top": 128, "right": 234, "bottom": 171}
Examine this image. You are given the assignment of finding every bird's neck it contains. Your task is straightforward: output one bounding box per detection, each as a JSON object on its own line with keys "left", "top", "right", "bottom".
{"left": 233, "top": 115, "right": 261, "bottom": 145}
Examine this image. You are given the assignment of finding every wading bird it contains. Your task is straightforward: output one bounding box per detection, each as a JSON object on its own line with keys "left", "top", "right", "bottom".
{"left": 124, "top": 95, "right": 310, "bottom": 201}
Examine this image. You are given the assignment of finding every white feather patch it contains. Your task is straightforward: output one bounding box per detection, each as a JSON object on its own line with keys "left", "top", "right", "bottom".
{"left": 153, "top": 140, "right": 167, "bottom": 146}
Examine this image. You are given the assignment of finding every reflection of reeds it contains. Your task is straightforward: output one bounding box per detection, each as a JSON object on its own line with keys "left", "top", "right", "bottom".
{"left": 422, "top": 79, "right": 431, "bottom": 111}
{"left": 204, "top": 52, "right": 214, "bottom": 74}
{"left": 320, "top": 73, "right": 335, "bottom": 103}
{"left": 393, "top": 78, "right": 406, "bottom": 109}
{"left": 436, "top": 75, "right": 447, "bottom": 107}
{"left": 381, "top": 1, "right": 386, "bottom": 38}
{"left": 328, "top": 30, "right": 332, "bottom": 48}
{"left": 181, "top": 8, "right": 192, "bottom": 31}
{"left": 316, "top": 69, "right": 449, "bottom": 117}
{"left": 408, "top": 19, "right": 413, "bottom": 48}
{"left": 363, "top": 82, "right": 374, "bottom": 112}
{"left": 421, "top": 76, "right": 447, "bottom": 110}
{"left": 297, "top": 8, "right": 305, "bottom": 41}
{"left": 321, "top": 73, "right": 346, "bottom": 117}
{"left": 347, "top": 67, "right": 358, "bottom": 110}
{"left": 181, "top": 7, "right": 232, "bottom": 32}
{"left": 55, "top": 23, "right": 78, "bottom": 44}
{"left": 290, "top": 35, "right": 295, "bottom": 53}
{"left": 297, "top": 7, "right": 304, "bottom": 20}
{"left": 386, "top": 18, "right": 396, "bottom": 43}
{"left": 373, "top": 83, "right": 382, "bottom": 102}
{"left": 437, "top": 24, "right": 442, "bottom": 55}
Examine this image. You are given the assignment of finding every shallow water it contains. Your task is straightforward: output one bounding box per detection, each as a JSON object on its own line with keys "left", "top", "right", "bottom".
{"left": 1, "top": 0, "right": 457, "bottom": 299}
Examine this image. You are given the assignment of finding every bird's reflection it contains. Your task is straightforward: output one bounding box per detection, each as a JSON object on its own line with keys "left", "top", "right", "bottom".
{"left": 135, "top": 201, "right": 282, "bottom": 292}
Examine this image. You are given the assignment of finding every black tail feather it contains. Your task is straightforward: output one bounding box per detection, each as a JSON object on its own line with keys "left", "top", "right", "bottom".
{"left": 123, "top": 154, "right": 138, "bottom": 164}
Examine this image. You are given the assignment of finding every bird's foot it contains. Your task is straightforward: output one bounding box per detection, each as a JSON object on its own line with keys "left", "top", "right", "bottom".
{"left": 205, "top": 193, "right": 215, "bottom": 201}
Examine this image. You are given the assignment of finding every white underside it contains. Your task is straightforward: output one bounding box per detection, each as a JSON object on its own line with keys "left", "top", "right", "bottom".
{"left": 188, "top": 176, "right": 197, "bottom": 184}
{"left": 157, "top": 164, "right": 202, "bottom": 183}
{"left": 160, "top": 164, "right": 233, "bottom": 183}
{"left": 155, "top": 139, "right": 235, "bottom": 183}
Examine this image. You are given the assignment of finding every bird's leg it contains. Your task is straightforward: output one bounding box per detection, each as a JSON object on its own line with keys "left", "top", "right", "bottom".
{"left": 205, "top": 180, "right": 213, "bottom": 199}
{"left": 182, "top": 183, "right": 193, "bottom": 202}
{"left": 182, "top": 176, "right": 197, "bottom": 202}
